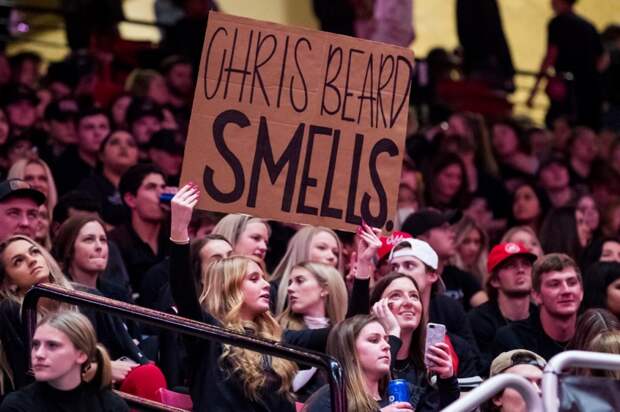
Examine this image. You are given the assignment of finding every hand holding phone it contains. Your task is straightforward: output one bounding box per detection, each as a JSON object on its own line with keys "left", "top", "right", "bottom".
{"left": 424, "top": 323, "right": 446, "bottom": 368}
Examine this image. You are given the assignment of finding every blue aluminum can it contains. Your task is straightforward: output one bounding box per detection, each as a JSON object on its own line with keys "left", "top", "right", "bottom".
{"left": 387, "top": 379, "right": 409, "bottom": 403}
{"left": 159, "top": 193, "right": 175, "bottom": 203}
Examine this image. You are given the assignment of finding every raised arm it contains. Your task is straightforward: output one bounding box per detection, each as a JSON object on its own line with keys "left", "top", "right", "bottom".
{"left": 347, "top": 223, "right": 382, "bottom": 317}
{"left": 169, "top": 183, "right": 203, "bottom": 321}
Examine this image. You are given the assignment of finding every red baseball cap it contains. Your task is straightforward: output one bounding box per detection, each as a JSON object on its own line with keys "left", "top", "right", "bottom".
{"left": 377, "top": 231, "right": 412, "bottom": 261}
{"left": 487, "top": 242, "right": 537, "bottom": 274}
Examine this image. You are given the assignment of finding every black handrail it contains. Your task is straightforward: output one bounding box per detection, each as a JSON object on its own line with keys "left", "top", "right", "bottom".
{"left": 23, "top": 283, "right": 346, "bottom": 412}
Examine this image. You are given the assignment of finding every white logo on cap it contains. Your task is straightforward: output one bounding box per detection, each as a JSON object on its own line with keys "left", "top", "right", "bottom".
{"left": 505, "top": 243, "right": 520, "bottom": 254}
{"left": 387, "top": 234, "right": 407, "bottom": 245}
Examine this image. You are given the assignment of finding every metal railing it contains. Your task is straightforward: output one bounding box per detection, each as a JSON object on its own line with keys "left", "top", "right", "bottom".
{"left": 442, "top": 373, "right": 544, "bottom": 412}
{"left": 542, "top": 350, "right": 620, "bottom": 412}
{"left": 22, "top": 283, "right": 346, "bottom": 412}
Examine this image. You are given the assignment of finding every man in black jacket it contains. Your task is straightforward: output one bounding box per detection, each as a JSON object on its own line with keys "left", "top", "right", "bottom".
{"left": 492, "top": 253, "right": 583, "bottom": 360}
{"left": 468, "top": 242, "right": 537, "bottom": 373}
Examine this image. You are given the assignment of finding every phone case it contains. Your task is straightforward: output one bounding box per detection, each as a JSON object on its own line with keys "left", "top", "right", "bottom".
{"left": 424, "top": 323, "right": 446, "bottom": 367}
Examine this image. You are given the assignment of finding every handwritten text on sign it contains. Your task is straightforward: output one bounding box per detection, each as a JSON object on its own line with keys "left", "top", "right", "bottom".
{"left": 181, "top": 12, "right": 413, "bottom": 232}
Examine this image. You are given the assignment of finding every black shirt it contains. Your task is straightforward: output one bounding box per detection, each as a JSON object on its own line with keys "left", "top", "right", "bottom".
{"left": 303, "top": 384, "right": 388, "bottom": 412}
{"left": 52, "top": 145, "right": 95, "bottom": 195}
{"left": 169, "top": 242, "right": 329, "bottom": 412}
{"left": 0, "top": 381, "right": 128, "bottom": 412}
{"left": 429, "top": 294, "right": 478, "bottom": 352}
{"left": 76, "top": 173, "right": 129, "bottom": 226}
{"left": 492, "top": 311, "right": 569, "bottom": 361}
{"left": 441, "top": 265, "right": 482, "bottom": 312}
{"left": 467, "top": 300, "right": 537, "bottom": 374}
{"left": 108, "top": 223, "right": 169, "bottom": 292}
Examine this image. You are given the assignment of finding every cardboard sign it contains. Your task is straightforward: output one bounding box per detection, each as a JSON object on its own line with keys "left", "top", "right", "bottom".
{"left": 181, "top": 12, "right": 413, "bottom": 232}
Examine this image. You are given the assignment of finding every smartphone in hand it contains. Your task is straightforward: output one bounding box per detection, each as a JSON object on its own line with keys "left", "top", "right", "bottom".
{"left": 424, "top": 323, "right": 446, "bottom": 368}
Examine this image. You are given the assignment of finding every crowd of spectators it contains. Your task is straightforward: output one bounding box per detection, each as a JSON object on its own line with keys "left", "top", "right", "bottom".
{"left": 0, "top": 0, "right": 618, "bottom": 411}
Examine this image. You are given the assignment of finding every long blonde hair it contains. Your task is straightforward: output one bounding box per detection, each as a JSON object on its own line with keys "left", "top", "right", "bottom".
{"left": 585, "top": 331, "right": 620, "bottom": 379}
{"left": 0, "top": 235, "right": 74, "bottom": 307}
{"left": 0, "top": 236, "right": 75, "bottom": 394}
{"left": 37, "top": 311, "right": 113, "bottom": 389}
{"left": 211, "top": 214, "right": 270, "bottom": 251}
{"left": 7, "top": 158, "right": 58, "bottom": 219}
{"left": 451, "top": 215, "right": 489, "bottom": 283}
{"left": 326, "top": 315, "right": 388, "bottom": 412}
{"left": 277, "top": 262, "right": 348, "bottom": 330}
{"left": 201, "top": 255, "right": 296, "bottom": 400}
{"left": 272, "top": 226, "right": 343, "bottom": 314}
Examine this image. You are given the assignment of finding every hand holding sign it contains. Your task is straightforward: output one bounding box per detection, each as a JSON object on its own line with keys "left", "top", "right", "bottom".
{"left": 181, "top": 12, "right": 413, "bottom": 232}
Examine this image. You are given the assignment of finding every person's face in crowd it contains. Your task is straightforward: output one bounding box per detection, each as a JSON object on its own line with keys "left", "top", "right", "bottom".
{"left": 398, "top": 169, "right": 418, "bottom": 208}
{"left": 35, "top": 204, "right": 50, "bottom": 242}
{"left": 31, "top": 323, "right": 87, "bottom": 389}
{"left": 111, "top": 95, "right": 131, "bottom": 128}
{"left": 606, "top": 277, "right": 620, "bottom": 317}
{"left": 552, "top": 117, "right": 572, "bottom": 150}
{"left": 308, "top": 231, "right": 339, "bottom": 268}
{"left": 23, "top": 162, "right": 49, "bottom": 198}
{"left": 78, "top": 114, "right": 110, "bottom": 155}
{"left": 513, "top": 185, "right": 541, "bottom": 224}
{"left": 390, "top": 255, "right": 437, "bottom": 294}
{"left": 492, "top": 124, "right": 519, "bottom": 157}
{"left": 435, "top": 164, "right": 462, "bottom": 201}
{"left": 6, "top": 139, "right": 34, "bottom": 168}
{"left": 600, "top": 241, "right": 620, "bottom": 263}
{"left": 235, "top": 222, "right": 269, "bottom": 260}
{"left": 533, "top": 268, "right": 583, "bottom": 318}
{"left": 576, "top": 195, "right": 599, "bottom": 232}
{"left": 132, "top": 115, "right": 162, "bottom": 146}
{"left": 0, "top": 197, "right": 39, "bottom": 240}
{"left": 167, "top": 63, "right": 193, "bottom": 98}
{"left": 191, "top": 219, "right": 215, "bottom": 240}
{"left": 71, "top": 221, "right": 108, "bottom": 275}
{"left": 382, "top": 276, "right": 423, "bottom": 331}
{"left": 147, "top": 75, "right": 169, "bottom": 106}
{"left": 539, "top": 163, "right": 569, "bottom": 191}
{"left": 49, "top": 118, "right": 77, "bottom": 145}
{"left": 491, "top": 256, "right": 533, "bottom": 296}
{"left": 529, "top": 129, "right": 552, "bottom": 159}
{"left": 458, "top": 227, "right": 482, "bottom": 267}
{"left": 15, "top": 59, "right": 39, "bottom": 88}
{"left": 149, "top": 149, "right": 182, "bottom": 177}
{"left": 506, "top": 230, "right": 543, "bottom": 258}
{"left": 48, "top": 82, "right": 72, "bottom": 100}
{"left": 239, "top": 260, "right": 271, "bottom": 319}
{"left": 356, "top": 321, "right": 391, "bottom": 381}
{"left": 1, "top": 238, "right": 50, "bottom": 290}
{"left": 199, "top": 239, "right": 232, "bottom": 275}
{"left": 422, "top": 223, "right": 456, "bottom": 259}
{"left": 287, "top": 267, "right": 327, "bottom": 317}
{"left": 571, "top": 129, "right": 598, "bottom": 163}
{"left": 0, "top": 109, "right": 9, "bottom": 145}
{"left": 448, "top": 114, "right": 471, "bottom": 140}
{"left": 6, "top": 100, "right": 37, "bottom": 129}
{"left": 125, "top": 173, "right": 166, "bottom": 223}
{"left": 100, "top": 131, "right": 139, "bottom": 174}
{"left": 492, "top": 364, "right": 542, "bottom": 412}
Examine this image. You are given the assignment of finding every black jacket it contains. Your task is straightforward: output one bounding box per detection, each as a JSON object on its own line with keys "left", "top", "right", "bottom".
{"left": 169, "top": 242, "right": 329, "bottom": 411}
{"left": 0, "top": 381, "right": 128, "bottom": 412}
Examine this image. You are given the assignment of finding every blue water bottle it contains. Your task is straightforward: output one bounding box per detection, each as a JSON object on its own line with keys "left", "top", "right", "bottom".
{"left": 387, "top": 379, "right": 410, "bottom": 403}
